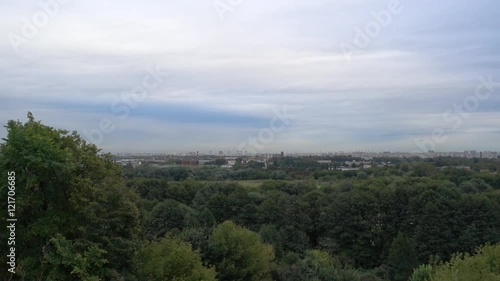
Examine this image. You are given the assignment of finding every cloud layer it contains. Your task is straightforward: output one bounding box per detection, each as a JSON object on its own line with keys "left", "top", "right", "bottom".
{"left": 1, "top": 0, "right": 499, "bottom": 153}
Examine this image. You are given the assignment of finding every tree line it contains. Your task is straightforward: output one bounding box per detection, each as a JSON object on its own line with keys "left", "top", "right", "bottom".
{"left": 1, "top": 114, "right": 499, "bottom": 280}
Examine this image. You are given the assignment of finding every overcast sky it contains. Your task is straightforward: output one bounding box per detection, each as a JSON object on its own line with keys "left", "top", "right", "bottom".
{"left": 1, "top": 0, "right": 499, "bottom": 153}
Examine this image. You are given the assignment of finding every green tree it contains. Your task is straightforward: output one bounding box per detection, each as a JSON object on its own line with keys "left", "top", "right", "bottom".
{"left": 258, "top": 192, "right": 310, "bottom": 253}
{"left": 387, "top": 232, "right": 418, "bottom": 281}
{"left": 199, "top": 207, "right": 216, "bottom": 228}
{"left": 357, "top": 171, "right": 368, "bottom": 180}
{"left": 300, "top": 250, "right": 347, "bottom": 281}
{"left": 259, "top": 224, "right": 285, "bottom": 258}
{"left": 275, "top": 250, "right": 363, "bottom": 281}
{"left": 145, "top": 200, "right": 197, "bottom": 239}
{"left": 411, "top": 243, "right": 500, "bottom": 281}
{"left": 434, "top": 244, "right": 500, "bottom": 280}
{"left": 409, "top": 265, "right": 432, "bottom": 281}
{"left": 215, "top": 158, "right": 227, "bottom": 167}
{"left": 208, "top": 221, "right": 275, "bottom": 281}
{"left": 136, "top": 236, "right": 217, "bottom": 281}
{"left": 319, "top": 189, "right": 381, "bottom": 268}
{"left": 413, "top": 194, "right": 455, "bottom": 261}
{"left": 301, "top": 191, "right": 326, "bottom": 248}
{"left": 178, "top": 227, "right": 212, "bottom": 260}
{"left": 44, "top": 234, "right": 108, "bottom": 281}
{"left": 0, "top": 113, "right": 140, "bottom": 280}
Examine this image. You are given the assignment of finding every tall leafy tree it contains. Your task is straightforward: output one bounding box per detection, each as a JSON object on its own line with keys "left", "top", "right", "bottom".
{"left": 135, "top": 236, "right": 217, "bottom": 281}
{"left": 411, "top": 243, "right": 500, "bottom": 281}
{"left": 387, "top": 232, "right": 418, "bottom": 281}
{"left": 0, "top": 113, "right": 140, "bottom": 280}
{"left": 145, "top": 199, "right": 196, "bottom": 239}
{"left": 208, "top": 221, "right": 275, "bottom": 281}
{"left": 258, "top": 192, "right": 310, "bottom": 253}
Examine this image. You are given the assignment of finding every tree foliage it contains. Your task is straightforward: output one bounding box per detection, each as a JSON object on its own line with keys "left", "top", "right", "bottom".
{"left": 208, "top": 221, "right": 275, "bottom": 281}
{"left": 3, "top": 113, "right": 500, "bottom": 281}
{"left": 135, "top": 236, "right": 216, "bottom": 281}
{"left": 388, "top": 232, "right": 418, "bottom": 281}
{"left": 410, "top": 243, "right": 500, "bottom": 281}
{"left": 0, "top": 114, "right": 140, "bottom": 280}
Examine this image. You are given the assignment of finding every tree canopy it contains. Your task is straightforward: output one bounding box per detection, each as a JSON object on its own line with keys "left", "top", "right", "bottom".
{"left": 135, "top": 236, "right": 216, "bottom": 281}
{"left": 0, "top": 113, "right": 140, "bottom": 280}
{"left": 208, "top": 221, "right": 275, "bottom": 281}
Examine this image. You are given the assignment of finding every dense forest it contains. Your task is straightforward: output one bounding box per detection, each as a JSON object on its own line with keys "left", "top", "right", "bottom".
{"left": 1, "top": 115, "right": 500, "bottom": 281}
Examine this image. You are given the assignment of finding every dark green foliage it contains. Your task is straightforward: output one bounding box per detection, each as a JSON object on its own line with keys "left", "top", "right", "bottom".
{"left": 0, "top": 113, "right": 140, "bottom": 280}
{"left": 409, "top": 265, "right": 432, "bottom": 281}
{"left": 411, "top": 243, "right": 500, "bottom": 281}
{"left": 130, "top": 158, "right": 500, "bottom": 281}
{"left": 208, "top": 221, "right": 275, "bottom": 281}
{"left": 199, "top": 208, "right": 216, "bottom": 227}
{"left": 44, "top": 234, "right": 108, "bottom": 280}
{"left": 274, "top": 250, "right": 369, "bottom": 281}
{"left": 215, "top": 158, "right": 227, "bottom": 167}
{"left": 319, "top": 189, "right": 383, "bottom": 268}
{"left": 4, "top": 114, "right": 500, "bottom": 281}
{"left": 357, "top": 171, "right": 368, "bottom": 180}
{"left": 259, "top": 224, "right": 285, "bottom": 258}
{"left": 258, "top": 191, "right": 311, "bottom": 253}
{"left": 387, "top": 233, "right": 418, "bottom": 281}
{"left": 135, "top": 236, "right": 217, "bottom": 281}
{"left": 145, "top": 199, "right": 198, "bottom": 239}
{"left": 128, "top": 178, "right": 199, "bottom": 204}
{"left": 177, "top": 227, "right": 212, "bottom": 260}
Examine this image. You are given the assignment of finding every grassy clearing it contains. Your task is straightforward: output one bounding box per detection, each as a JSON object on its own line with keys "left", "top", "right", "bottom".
{"left": 230, "top": 180, "right": 268, "bottom": 187}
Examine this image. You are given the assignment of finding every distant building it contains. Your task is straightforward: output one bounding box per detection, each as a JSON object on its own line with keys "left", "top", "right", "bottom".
{"left": 115, "top": 159, "right": 142, "bottom": 167}
{"left": 339, "top": 167, "right": 360, "bottom": 171}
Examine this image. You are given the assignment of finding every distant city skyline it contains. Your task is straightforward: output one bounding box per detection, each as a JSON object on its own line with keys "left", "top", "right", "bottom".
{"left": 1, "top": 0, "right": 500, "bottom": 152}
{"left": 112, "top": 149, "right": 499, "bottom": 157}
